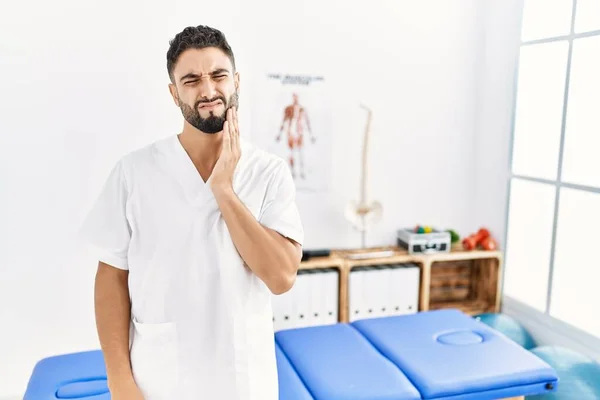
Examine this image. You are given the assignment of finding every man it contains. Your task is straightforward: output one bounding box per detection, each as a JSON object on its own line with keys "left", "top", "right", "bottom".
{"left": 79, "top": 25, "right": 304, "bottom": 400}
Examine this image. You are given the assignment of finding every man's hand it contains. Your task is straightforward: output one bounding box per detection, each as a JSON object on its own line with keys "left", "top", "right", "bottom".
{"left": 109, "top": 379, "right": 145, "bottom": 399}
{"left": 209, "top": 106, "right": 301, "bottom": 293}
{"left": 210, "top": 107, "right": 241, "bottom": 193}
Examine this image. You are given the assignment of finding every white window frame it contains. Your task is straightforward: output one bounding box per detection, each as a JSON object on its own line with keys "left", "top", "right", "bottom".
{"left": 504, "top": 0, "right": 600, "bottom": 338}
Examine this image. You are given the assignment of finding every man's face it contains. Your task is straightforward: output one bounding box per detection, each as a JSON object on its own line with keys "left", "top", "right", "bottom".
{"left": 169, "top": 47, "right": 239, "bottom": 134}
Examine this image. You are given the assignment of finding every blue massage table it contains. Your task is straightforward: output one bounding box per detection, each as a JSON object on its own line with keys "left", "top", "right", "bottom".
{"left": 24, "top": 309, "right": 558, "bottom": 399}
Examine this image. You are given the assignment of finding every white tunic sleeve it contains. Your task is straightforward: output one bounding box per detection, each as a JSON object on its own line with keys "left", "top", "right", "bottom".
{"left": 78, "top": 159, "right": 131, "bottom": 270}
{"left": 259, "top": 160, "right": 304, "bottom": 246}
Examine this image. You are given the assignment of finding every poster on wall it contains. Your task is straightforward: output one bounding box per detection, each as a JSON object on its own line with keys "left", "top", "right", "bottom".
{"left": 251, "top": 72, "right": 331, "bottom": 192}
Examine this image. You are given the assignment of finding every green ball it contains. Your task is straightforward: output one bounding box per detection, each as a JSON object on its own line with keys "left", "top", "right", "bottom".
{"left": 447, "top": 229, "right": 460, "bottom": 243}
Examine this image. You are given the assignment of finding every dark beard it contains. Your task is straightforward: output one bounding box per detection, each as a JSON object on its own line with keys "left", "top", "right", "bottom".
{"left": 179, "top": 92, "right": 239, "bottom": 134}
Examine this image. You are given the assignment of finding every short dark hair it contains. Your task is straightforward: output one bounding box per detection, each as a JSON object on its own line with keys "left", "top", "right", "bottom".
{"left": 166, "top": 25, "right": 236, "bottom": 81}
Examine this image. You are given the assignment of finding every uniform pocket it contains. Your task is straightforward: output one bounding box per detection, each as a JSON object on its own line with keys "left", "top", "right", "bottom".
{"left": 130, "top": 320, "right": 178, "bottom": 399}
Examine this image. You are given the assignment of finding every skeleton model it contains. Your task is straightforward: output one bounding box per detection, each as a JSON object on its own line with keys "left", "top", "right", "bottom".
{"left": 345, "top": 104, "right": 382, "bottom": 248}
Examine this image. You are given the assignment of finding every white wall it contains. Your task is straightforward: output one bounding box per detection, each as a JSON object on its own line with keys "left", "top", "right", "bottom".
{"left": 1, "top": 0, "right": 491, "bottom": 396}
{"left": 245, "top": 0, "right": 485, "bottom": 249}
{"left": 474, "top": 0, "right": 524, "bottom": 250}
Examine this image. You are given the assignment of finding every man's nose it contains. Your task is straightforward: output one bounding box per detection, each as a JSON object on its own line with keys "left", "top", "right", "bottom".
{"left": 198, "top": 77, "right": 217, "bottom": 100}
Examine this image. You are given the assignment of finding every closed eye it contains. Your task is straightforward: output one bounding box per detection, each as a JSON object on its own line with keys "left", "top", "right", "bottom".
{"left": 185, "top": 76, "right": 226, "bottom": 85}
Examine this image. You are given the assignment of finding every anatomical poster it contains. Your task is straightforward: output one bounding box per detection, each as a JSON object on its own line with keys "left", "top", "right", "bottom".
{"left": 250, "top": 72, "right": 331, "bottom": 192}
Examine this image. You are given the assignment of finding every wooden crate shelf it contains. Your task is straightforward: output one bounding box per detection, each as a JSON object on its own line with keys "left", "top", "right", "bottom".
{"left": 429, "top": 300, "right": 493, "bottom": 315}
{"left": 299, "top": 245, "right": 503, "bottom": 323}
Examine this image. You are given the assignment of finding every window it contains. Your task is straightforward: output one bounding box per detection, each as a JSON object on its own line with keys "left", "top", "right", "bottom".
{"left": 505, "top": 0, "right": 600, "bottom": 338}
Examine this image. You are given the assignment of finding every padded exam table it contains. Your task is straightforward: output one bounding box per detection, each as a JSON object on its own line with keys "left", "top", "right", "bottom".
{"left": 24, "top": 309, "right": 558, "bottom": 399}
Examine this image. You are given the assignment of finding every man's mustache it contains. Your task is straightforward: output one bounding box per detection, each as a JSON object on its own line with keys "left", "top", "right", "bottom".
{"left": 196, "top": 96, "right": 227, "bottom": 109}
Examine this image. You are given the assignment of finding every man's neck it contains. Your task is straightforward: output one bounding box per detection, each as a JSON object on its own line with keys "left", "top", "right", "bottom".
{"left": 178, "top": 123, "right": 223, "bottom": 180}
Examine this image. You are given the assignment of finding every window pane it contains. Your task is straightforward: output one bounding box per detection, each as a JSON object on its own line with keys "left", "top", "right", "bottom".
{"left": 561, "top": 36, "right": 600, "bottom": 188}
{"left": 504, "top": 178, "right": 556, "bottom": 311}
{"left": 521, "top": 0, "right": 573, "bottom": 41}
{"left": 512, "top": 41, "right": 569, "bottom": 180}
{"left": 550, "top": 188, "right": 600, "bottom": 338}
{"left": 575, "top": 0, "right": 600, "bottom": 33}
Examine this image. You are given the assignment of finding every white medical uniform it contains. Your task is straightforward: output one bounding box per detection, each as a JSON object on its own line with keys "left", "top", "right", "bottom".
{"left": 79, "top": 134, "right": 304, "bottom": 400}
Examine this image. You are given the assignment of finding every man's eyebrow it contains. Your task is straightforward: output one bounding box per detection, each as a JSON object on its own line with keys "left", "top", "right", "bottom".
{"left": 180, "top": 72, "right": 200, "bottom": 82}
{"left": 210, "top": 68, "right": 230, "bottom": 75}
{"left": 180, "top": 69, "right": 230, "bottom": 82}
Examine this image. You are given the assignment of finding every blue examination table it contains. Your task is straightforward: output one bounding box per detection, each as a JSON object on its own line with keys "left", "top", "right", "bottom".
{"left": 24, "top": 309, "right": 558, "bottom": 399}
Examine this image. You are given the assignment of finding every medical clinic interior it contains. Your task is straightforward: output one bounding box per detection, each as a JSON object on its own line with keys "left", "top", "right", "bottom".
{"left": 3, "top": 0, "right": 600, "bottom": 399}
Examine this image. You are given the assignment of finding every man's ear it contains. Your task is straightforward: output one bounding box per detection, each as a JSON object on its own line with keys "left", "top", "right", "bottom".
{"left": 234, "top": 71, "right": 240, "bottom": 93}
{"left": 168, "top": 83, "right": 180, "bottom": 107}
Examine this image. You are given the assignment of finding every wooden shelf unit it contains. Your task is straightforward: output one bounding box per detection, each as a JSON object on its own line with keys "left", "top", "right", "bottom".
{"left": 299, "top": 245, "right": 503, "bottom": 323}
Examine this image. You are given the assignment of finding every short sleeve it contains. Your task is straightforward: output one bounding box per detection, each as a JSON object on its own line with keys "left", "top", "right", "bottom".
{"left": 259, "top": 160, "right": 304, "bottom": 246}
{"left": 78, "top": 159, "right": 131, "bottom": 270}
